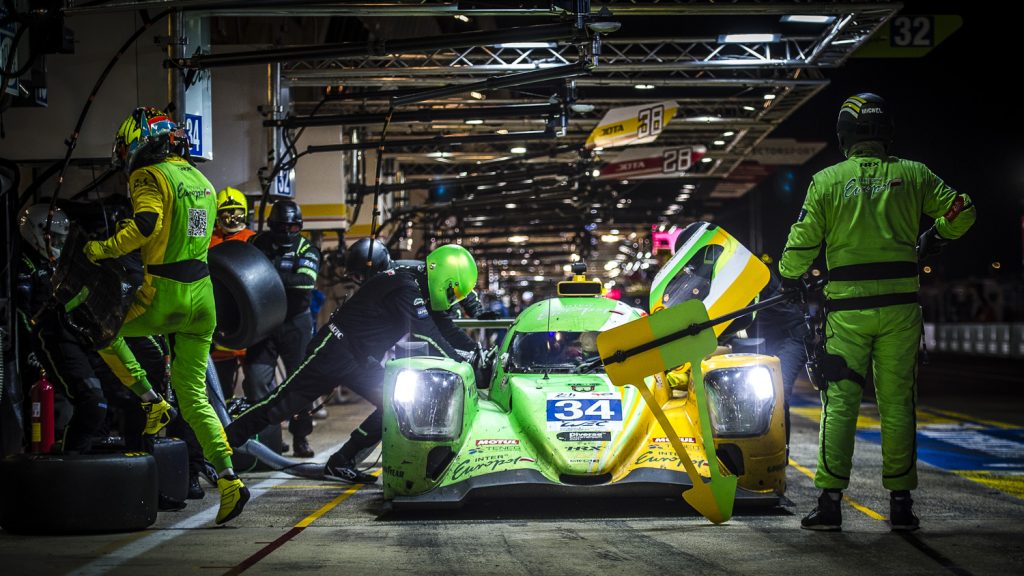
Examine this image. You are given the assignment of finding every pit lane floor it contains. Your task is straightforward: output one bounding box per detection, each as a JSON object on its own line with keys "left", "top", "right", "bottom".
{"left": 2, "top": 356, "right": 1022, "bottom": 576}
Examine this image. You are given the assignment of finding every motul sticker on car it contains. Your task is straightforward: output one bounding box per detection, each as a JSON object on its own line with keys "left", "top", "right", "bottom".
{"left": 653, "top": 437, "right": 696, "bottom": 443}
{"left": 475, "top": 439, "right": 520, "bottom": 446}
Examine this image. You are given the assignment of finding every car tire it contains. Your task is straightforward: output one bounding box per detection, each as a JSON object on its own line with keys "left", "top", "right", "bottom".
{"left": 0, "top": 452, "right": 158, "bottom": 534}
{"left": 208, "top": 241, "right": 287, "bottom": 349}
{"left": 144, "top": 437, "right": 190, "bottom": 504}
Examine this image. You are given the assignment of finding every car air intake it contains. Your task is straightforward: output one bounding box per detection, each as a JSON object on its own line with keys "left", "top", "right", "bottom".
{"left": 559, "top": 473, "right": 612, "bottom": 486}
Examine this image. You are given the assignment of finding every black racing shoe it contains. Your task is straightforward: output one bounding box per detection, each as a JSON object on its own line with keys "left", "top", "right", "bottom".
{"left": 158, "top": 493, "right": 188, "bottom": 512}
{"left": 293, "top": 436, "right": 315, "bottom": 458}
{"left": 324, "top": 458, "right": 377, "bottom": 484}
{"left": 187, "top": 473, "right": 205, "bottom": 500}
{"left": 889, "top": 491, "right": 921, "bottom": 532}
{"left": 801, "top": 490, "right": 843, "bottom": 531}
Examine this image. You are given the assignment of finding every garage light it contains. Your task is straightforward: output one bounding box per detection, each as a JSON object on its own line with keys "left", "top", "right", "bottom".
{"left": 601, "top": 234, "right": 620, "bottom": 243}
{"left": 683, "top": 184, "right": 696, "bottom": 190}
{"left": 763, "top": 94, "right": 776, "bottom": 100}
{"left": 470, "top": 91, "right": 485, "bottom": 100}
{"left": 718, "top": 33, "right": 781, "bottom": 44}
{"left": 722, "top": 131, "right": 735, "bottom": 137}
{"left": 781, "top": 15, "right": 836, "bottom": 24}
{"left": 634, "top": 84, "right": 655, "bottom": 90}
{"left": 454, "top": 14, "right": 470, "bottom": 23}
{"left": 592, "top": 169, "right": 601, "bottom": 178}
{"left": 922, "top": 266, "right": 932, "bottom": 274}
{"left": 508, "top": 235, "right": 529, "bottom": 243}
{"left": 496, "top": 129, "right": 509, "bottom": 135}
{"left": 742, "top": 105, "right": 756, "bottom": 111}
{"left": 604, "top": 261, "right": 619, "bottom": 271}
{"left": 465, "top": 119, "right": 484, "bottom": 125}
{"left": 497, "top": 42, "right": 557, "bottom": 49}
{"left": 713, "top": 140, "right": 726, "bottom": 146}
{"left": 533, "top": 275, "right": 545, "bottom": 281}
{"left": 511, "top": 146, "right": 527, "bottom": 154}
{"left": 701, "top": 157, "right": 713, "bottom": 163}
{"left": 505, "top": 203, "right": 517, "bottom": 209}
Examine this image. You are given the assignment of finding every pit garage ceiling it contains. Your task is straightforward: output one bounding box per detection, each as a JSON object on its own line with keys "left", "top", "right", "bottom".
{"left": 65, "top": 0, "right": 900, "bottom": 282}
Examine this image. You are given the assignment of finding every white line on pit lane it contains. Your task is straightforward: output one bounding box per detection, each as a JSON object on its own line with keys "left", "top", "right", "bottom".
{"left": 69, "top": 439, "right": 362, "bottom": 576}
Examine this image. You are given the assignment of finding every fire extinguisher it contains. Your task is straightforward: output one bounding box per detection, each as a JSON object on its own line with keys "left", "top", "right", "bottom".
{"left": 31, "top": 369, "right": 55, "bottom": 453}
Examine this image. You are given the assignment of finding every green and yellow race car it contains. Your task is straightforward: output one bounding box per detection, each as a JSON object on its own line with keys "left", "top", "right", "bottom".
{"left": 381, "top": 223, "right": 787, "bottom": 510}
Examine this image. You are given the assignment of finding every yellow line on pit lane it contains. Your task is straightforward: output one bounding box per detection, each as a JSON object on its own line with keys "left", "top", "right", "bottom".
{"left": 918, "top": 407, "right": 1018, "bottom": 430}
{"left": 788, "top": 458, "right": 887, "bottom": 522}
{"left": 294, "top": 470, "right": 382, "bottom": 528}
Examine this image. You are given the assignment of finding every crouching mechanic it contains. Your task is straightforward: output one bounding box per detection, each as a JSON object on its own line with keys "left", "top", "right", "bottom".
{"left": 84, "top": 106, "right": 249, "bottom": 524}
{"left": 16, "top": 205, "right": 109, "bottom": 453}
{"left": 226, "top": 243, "right": 480, "bottom": 483}
{"left": 781, "top": 93, "right": 976, "bottom": 532}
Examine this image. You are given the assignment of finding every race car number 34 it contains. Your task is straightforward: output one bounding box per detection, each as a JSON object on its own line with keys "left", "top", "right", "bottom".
{"left": 546, "top": 393, "right": 623, "bottom": 431}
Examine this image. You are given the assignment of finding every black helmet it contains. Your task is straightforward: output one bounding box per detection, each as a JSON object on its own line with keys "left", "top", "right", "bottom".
{"left": 836, "top": 93, "right": 894, "bottom": 156}
{"left": 268, "top": 200, "right": 302, "bottom": 245}
{"left": 345, "top": 238, "right": 391, "bottom": 283}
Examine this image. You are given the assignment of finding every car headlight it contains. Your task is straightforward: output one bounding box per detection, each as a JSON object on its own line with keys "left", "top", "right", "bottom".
{"left": 392, "top": 369, "right": 465, "bottom": 440}
{"left": 704, "top": 366, "right": 775, "bottom": 436}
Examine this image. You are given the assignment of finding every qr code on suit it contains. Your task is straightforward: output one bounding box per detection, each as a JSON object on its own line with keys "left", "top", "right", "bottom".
{"left": 187, "top": 208, "right": 208, "bottom": 237}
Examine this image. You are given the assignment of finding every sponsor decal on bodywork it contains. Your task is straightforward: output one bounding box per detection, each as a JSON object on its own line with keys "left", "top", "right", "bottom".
{"left": 476, "top": 439, "right": 520, "bottom": 446}
{"left": 557, "top": 431, "right": 611, "bottom": 442}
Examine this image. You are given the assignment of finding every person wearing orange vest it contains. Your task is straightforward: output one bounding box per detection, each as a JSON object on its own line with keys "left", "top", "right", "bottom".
{"left": 208, "top": 187, "right": 255, "bottom": 397}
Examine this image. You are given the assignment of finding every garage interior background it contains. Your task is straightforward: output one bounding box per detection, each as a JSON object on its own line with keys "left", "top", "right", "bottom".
{"left": 1, "top": 1, "right": 1021, "bottom": 341}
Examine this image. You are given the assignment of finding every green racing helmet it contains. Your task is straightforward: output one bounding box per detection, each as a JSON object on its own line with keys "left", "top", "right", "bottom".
{"left": 425, "top": 244, "right": 478, "bottom": 311}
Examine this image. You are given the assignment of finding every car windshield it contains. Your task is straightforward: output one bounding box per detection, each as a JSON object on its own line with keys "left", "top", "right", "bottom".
{"left": 659, "top": 244, "right": 724, "bottom": 309}
{"left": 507, "top": 331, "right": 603, "bottom": 374}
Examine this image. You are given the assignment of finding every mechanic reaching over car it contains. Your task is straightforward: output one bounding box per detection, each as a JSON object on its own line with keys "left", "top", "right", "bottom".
{"left": 209, "top": 187, "right": 255, "bottom": 399}
{"left": 84, "top": 106, "right": 249, "bottom": 525}
{"left": 243, "top": 199, "right": 321, "bottom": 458}
{"left": 15, "top": 204, "right": 111, "bottom": 454}
{"left": 226, "top": 242, "right": 480, "bottom": 483}
{"left": 780, "top": 93, "right": 976, "bottom": 532}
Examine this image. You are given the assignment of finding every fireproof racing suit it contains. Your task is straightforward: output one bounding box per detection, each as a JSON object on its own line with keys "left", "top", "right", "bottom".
{"left": 16, "top": 253, "right": 107, "bottom": 453}
{"left": 226, "top": 266, "right": 475, "bottom": 463}
{"left": 779, "top": 145, "right": 975, "bottom": 491}
{"left": 241, "top": 232, "right": 320, "bottom": 442}
{"left": 86, "top": 156, "right": 235, "bottom": 473}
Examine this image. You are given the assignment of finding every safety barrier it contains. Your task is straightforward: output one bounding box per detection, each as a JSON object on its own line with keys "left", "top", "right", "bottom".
{"left": 926, "top": 323, "right": 1024, "bottom": 358}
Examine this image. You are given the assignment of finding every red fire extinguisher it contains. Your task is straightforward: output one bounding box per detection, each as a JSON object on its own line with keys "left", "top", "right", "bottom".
{"left": 31, "top": 369, "right": 55, "bottom": 453}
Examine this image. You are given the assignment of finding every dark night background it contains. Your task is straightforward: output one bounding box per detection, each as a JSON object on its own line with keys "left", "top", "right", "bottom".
{"left": 717, "top": 2, "right": 1022, "bottom": 282}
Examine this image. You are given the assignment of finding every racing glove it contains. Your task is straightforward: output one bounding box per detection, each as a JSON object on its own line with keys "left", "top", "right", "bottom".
{"left": 917, "top": 225, "right": 950, "bottom": 260}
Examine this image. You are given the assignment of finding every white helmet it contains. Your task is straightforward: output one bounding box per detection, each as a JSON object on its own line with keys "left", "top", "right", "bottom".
{"left": 20, "top": 204, "right": 70, "bottom": 259}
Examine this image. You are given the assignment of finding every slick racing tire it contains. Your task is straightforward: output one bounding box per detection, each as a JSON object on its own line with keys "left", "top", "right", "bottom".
{"left": 209, "top": 241, "right": 287, "bottom": 349}
{"left": 0, "top": 452, "right": 158, "bottom": 534}
{"left": 144, "top": 437, "right": 190, "bottom": 504}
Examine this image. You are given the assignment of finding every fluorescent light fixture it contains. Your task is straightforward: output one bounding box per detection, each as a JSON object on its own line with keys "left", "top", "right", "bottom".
{"left": 742, "top": 105, "right": 756, "bottom": 111}
{"left": 714, "top": 140, "right": 726, "bottom": 146}
{"left": 465, "top": 119, "right": 484, "bottom": 125}
{"left": 701, "top": 157, "right": 713, "bottom": 163}
{"left": 427, "top": 151, "right": 451, "bottom": 158}
{"left": 718, "top": 33, "right": 781, "bottom": 44}
{"left": 533, "top": 275, "right": 545, "bottom": 282}
{"left": 453, "top": 14, "right": 470, "bottom": 22}
{"left": 496, "top": 42, "right": 557, "bottom": 49}
{"left": 496, "top": 129, "right": 509, "bottom": 135}
{"left": 511, "top": 146, "right": 527, "bottom": 154}
{"left": 469, "top": 91, "right": 485, "bottom": 100}
{"left": 505, "top": 203, "right": 517, "bottom": 209}
{"left": 763, "top": 94, "right": 776, "bottom": 100}
{"left": 508, "top": 235, "right": 529, "bottom": 243}
{"left": 601, "top": 234, "right": 620, "bottom": 244}
{"left": 781, "top": 15, "right": 836, "bottom": 24}
{"left": 722, "top": 131, "right": 735, "bottom": 137}
{"left": 634, "top": 84, "right": 655, "bottom": 90}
